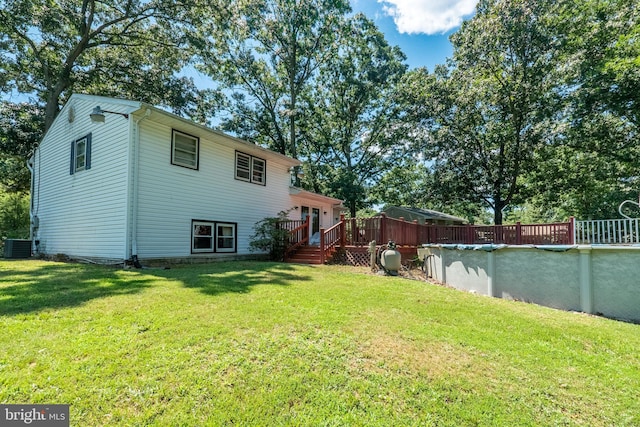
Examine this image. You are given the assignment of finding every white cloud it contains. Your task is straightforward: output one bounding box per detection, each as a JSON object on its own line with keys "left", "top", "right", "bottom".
{"left": 379, "top": 0, "right": 477, "bottom": 35}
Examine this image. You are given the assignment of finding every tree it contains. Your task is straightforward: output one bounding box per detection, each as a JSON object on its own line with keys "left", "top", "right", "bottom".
{"left": 199, "top": 0, "right": 350, "bottom": 158}
{"left": 0, "top": 0, "right": 208, "bottom": 133}
{"left": 297, "top": 14, "right": 407, "bottom": 216}
{"left": 402, "top": 0, "right": 558, "bottom": 224}
{"left": 0, "top": 102, "right": 43, "bottom": 192}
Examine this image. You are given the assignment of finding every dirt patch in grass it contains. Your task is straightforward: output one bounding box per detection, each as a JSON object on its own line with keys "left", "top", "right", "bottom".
{"left": 351, "top": 332, "right": 490, "bottom": 380}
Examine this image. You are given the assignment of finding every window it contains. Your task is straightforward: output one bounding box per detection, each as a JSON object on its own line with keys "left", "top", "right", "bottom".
{"left": 235, "top": 151, "right": 266, "bottom": 185}
{"left": 191, "top": 220, "right": 237, "bottom": 253}
{"left": 192, "top": 222, "right": 213, "bottom": 253}
{"left": 216, "top": 223, "right": 236, "bottom": 252}
{"left": 172, "top": 130, "right": 199, "bottom": 170}
{"left": 70, "top": 133, "right": 92, "bottom": 174}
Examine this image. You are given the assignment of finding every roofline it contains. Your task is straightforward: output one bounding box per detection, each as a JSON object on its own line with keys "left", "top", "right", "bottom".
{"left": 136, "top": 102, "right": 301, "bottom": 167}
{"left": 289, "top": 187, "right": 343, "bottom": 205}
{"left": 66, "top": 94, "right": 301, "bottom": 168}
{"left": 384, "top": 205, "right": 468, "bottom": 223}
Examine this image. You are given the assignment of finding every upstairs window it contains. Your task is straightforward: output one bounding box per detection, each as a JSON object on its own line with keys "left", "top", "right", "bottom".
{"left": 70, "top": 133, "right": 92, "bottom": 174}
{"left": 235, "top": 151, "right": 266, "bottom": 185}
{"left": 172, "top": 130, "right": 199, "bottom": 170}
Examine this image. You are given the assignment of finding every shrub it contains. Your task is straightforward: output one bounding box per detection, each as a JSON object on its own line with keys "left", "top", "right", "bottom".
{"left": 249, "top": 210, "right": 293, "bottom": 261}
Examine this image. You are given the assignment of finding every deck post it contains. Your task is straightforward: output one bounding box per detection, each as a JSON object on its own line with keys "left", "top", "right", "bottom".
{"left": 380, "top": 213, "right": 387, "bottom": 244}
{"left": 569, "top": 216, "right": 575, "bottom": 245}
{"left": 339, "top": 213, "right": 346, "bottom": 247}
{"left": 320, "top": 227, "right": 326, "bottom": 264}
{"left": 516, "top": 222, "right": 522, "bottom": 245}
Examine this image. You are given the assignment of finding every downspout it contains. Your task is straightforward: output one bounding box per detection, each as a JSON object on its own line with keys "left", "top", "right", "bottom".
{"left": 130, "top": 109, "right": 151, "bottom": 267}
{"left": 26, "top": 152, "right": 36, "bottom": 252}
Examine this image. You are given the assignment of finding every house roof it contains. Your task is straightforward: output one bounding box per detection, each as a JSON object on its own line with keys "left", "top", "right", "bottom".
{"left": 382, "top": 206, "right": 468, "bottom": 224}
{"left": 66, "top": 94, "right": 301, "bottom": 168}
{"left": 289, "top": 187, "right": 343, "bottom": 206}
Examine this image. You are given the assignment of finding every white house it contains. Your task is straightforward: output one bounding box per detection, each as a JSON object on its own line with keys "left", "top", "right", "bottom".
{"left": 29, "top": 94, "right": 342, "bottom": 263}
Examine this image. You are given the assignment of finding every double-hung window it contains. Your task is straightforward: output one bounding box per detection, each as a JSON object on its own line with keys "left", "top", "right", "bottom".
{"left": 70, "top": 133, "right": 92, "bottom": 174}
{"left": 172, "top": 130, "right": 199, "bottom": 170}
{"left": 235, "top": 151, "right": 266, "bottom": 185}
{"left": 192, "top": 220, "right": 237, "bottom": 253}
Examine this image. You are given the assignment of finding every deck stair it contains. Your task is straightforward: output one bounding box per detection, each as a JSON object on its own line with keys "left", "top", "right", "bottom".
{"left": 285, "top": 245, "right": 336, "bottom": 264}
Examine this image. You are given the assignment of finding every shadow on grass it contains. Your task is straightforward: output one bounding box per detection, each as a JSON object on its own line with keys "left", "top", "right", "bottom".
{"left": 162, "top": 261, "right": 313, "bottom": 296}
{"left": 0, "top": 261, "right": 152, "bottom": 316}
{"left": 0, "top": 261, "right": 313, "bottom": 316}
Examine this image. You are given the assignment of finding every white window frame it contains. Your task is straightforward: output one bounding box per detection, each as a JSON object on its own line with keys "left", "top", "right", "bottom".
{"left": 235, "top": 151, "right": 266, "bottom": 185}
{"left": 216, "top": 223, "right": 236, "bottom": 253}
{"left": 172, "top": 129, "right": 199, "bottom": 170}
{"left": 235, "top": 152, "right": 251, "bottom": 182}
{"left": 192, "top": 221, "right": 214, "bottom": 253}
{"left": 191, "top": 220, "right": 237, "bottom": 254}
{"left": 70, "top": 133, "right": 91, "bottom": 175}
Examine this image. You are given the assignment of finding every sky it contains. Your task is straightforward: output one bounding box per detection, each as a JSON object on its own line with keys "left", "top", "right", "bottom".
{"left": 351, "top": 0, "right": 478, "bottom": 70}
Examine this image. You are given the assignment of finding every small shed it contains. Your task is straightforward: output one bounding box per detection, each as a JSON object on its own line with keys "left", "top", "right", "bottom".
{"left": 381, "top": 206, "right": 468, "bottom": 226}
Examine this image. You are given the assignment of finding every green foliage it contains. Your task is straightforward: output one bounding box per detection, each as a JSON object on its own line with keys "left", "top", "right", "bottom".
{"left": 298, "top": 14, "right": 408, "bottom": 216}
{"left": 248, "top": 210, "right": 293, "bottom": 261}
{"left": 0, "top": 191, "right": 30, "bottom": 253}
{"left": 200, "top": 0, "right": 351, "bottom": 157}
{"left": 0, "top": 0, "right": 209, "bottom": 132}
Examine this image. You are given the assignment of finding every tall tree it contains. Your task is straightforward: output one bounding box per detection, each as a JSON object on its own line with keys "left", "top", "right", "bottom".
{"left": 199, "top": 0, "right": 350, "bottom": 158}
{"left": 0, "top": 102, "right": 43, "bottom": 192}
{"left": 402, "top": 0, "right": 558, "bottom": 224}
{"left": 297, "top": 14, "right": 407, "bottom": 216}
{"left": 0, "top": 0, "right": 207, "bottom": 132}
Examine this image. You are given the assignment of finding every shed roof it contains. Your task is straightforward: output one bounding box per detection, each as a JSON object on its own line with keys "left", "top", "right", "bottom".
{"left": 382, "top": 206, "right": 468, "bottom": 224}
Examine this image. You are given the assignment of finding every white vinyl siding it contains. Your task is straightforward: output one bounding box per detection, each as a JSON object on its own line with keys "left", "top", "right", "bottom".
{"left": 172, "top": 130, "right": 199, "bottom": 169}
{"left": 136, "top": 121, "right": 293, "bottom": 259}
{"left": 33, "top": 97, "right": 132, "bottom": 259}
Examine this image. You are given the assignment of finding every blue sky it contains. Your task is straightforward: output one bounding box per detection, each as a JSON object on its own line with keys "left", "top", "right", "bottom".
{"left": 351, "top": 0, "right": 478, "bottom": 70}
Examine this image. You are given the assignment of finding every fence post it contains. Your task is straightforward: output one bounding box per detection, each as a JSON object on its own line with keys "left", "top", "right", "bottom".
{"left": 516, "top": 222, "right": 522, "bottom": 245}
{"left": 380, "top": 213, "right": 387, "bottom": 244}
{"left": 465, "top": 224, "right": 473, "bottom": 244}
{"left": 569, "top": 216, "right": 575, "bottom": 245}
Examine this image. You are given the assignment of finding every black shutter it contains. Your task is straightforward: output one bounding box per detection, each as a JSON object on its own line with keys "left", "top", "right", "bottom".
{"left": 85, "top": 133, "right": 92, "bottom": 170}
{"left": 70, "top": 139, "right": 75, "bottom": 175}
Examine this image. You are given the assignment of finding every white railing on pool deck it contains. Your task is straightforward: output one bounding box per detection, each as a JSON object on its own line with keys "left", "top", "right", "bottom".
{"left": 574, "top": 218, "right": 640, "bottom": 244}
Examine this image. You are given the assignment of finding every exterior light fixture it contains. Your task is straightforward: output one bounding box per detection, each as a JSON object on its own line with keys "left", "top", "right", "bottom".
{"left": 90, "top": 106, "right": 129, "bottom": 123}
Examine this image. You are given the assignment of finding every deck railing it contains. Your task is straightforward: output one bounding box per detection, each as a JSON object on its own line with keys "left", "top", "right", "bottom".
{"left": 319, "top": 221, "right": 344, "bottom": 264}
{"left": 280, "top": 217, "right": 310, "bottom": 257}
{"left": 281, "top": 214, "right": 576, "bottom": 262}
{"left": 574, "top": 218, "right": 640, "bottom": 244}
{"left": 343, "top": 214, "right": 574, "bottom": 246}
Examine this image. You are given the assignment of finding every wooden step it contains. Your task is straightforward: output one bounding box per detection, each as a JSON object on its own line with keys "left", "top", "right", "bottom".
{"left": 285, "top": 246, "right": 327, "bottom": 264}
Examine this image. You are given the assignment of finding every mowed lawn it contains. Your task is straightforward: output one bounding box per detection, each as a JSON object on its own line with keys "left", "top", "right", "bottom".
{"left": 1, "top": 260, "right": 639, "bottom": 426}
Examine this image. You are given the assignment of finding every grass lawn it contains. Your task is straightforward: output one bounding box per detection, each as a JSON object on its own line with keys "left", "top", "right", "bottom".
{"left": 1, "top": 260, "right": 639, "bottom": 426}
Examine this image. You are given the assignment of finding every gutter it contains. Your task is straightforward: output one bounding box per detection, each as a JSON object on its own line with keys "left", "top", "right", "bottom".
{"left": 26, "top": 153, "right": 36, "bottom": 250}
{"left": 129, "top": 108, "right": 151, "bottom": 267}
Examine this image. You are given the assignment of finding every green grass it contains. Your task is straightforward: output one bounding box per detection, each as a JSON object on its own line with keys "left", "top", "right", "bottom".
{"left": 1, "top": 260, "right": 639, "bottom": 426}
